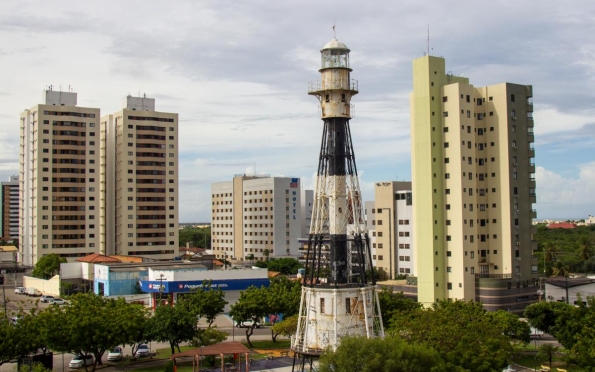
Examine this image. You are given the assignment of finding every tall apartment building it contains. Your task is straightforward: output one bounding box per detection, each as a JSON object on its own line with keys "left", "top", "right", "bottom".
{"left": 20, "top": 90, "right": 101, "bottom": 265}
{"left": 1, "top": 175, "right": 19, "bottom": 240}
{"left": 411, "top": 56, "right": 538, "bottom": 313}
{"left": 211, "top": 175, "right": 303, "bottom": 261}
{"left": 365, "top": 182, "right": 414, "bottom": 279}
{"left": 100, "top": 96, "right": 179, "bottom": 260}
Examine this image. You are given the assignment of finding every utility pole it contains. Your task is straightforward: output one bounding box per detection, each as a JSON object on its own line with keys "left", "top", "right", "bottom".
{"left": 2, "top": 285, "right": 7, "bottom": 318}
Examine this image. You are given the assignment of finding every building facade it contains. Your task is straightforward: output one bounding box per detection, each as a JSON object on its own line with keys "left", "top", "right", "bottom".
{"left": 20, "top": 90, "right": 101, "bottom": 265}
{"left": 365, "top": 182, "right": 414, "bottom": 279}
{"left": 210, "top": 175, "right": 303, "bottom": 261}
{"left": 100, "top": 96, "right": 179, "bottom": 260}
{"left": 1, "top": 175, "right": 19, "bottom": 240}
{"left": 411, "top": 56, "right": 538, "bottom": 312}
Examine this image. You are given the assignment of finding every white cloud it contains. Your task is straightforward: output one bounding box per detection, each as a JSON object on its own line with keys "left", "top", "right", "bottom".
{"left": 535, "top": 163, "right": 595, "bottom": 219}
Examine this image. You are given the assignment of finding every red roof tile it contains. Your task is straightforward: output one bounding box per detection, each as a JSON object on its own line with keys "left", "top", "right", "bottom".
{"left": 76, "top": 253, "right": 121, "bottom": 263}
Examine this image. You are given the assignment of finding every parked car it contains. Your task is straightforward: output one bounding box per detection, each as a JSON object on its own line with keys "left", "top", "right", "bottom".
{"left": 107, "top": 347, "right": 123, "bottom": 361}
{"left": 14, "top": 287, "right": 25, "bottom": 295}
{"left": 52, "top": 298, "right": 66, "bottom": 305}
{"left": 135, "top": 344, "right": 151, "bottom": 358}
{"left": 69, "top": 354, "right": 94, "bottom": 369}
{"left": 25, "top": 288, "right": 41, "bottom": 297}
{"left": 234, "top": 320, "right": 261, "bottom": 328}
{"left": 40, "top": 295, "right": 56, "bottom": 303}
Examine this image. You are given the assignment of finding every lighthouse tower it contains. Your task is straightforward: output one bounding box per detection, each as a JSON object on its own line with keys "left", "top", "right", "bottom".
{"left": 291, "top": 37, "right": 384, "bottom": 370}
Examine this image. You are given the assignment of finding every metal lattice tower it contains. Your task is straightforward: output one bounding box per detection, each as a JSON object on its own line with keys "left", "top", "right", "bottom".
{"left": 291, "top": 37, "right": 384, "bottom": 372}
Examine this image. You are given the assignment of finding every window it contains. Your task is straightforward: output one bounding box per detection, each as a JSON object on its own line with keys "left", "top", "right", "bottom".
{"left": 442, "top": 96, "right": 448, "bottom": 102}
{"left": 511, "top": 94, "right": 515, "bottom": 102}
{"left": 443, "top": 111, "right": 448, "bottom": 117}
{"left": 447, "top": 283, "right": 452, "bottom": 290}
{"left": 320, "top": 298, "right": 325, "bottom": 314}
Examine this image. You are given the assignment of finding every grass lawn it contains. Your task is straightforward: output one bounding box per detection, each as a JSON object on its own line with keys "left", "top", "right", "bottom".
{"left": 155, "top": 345, "right": 196, "bottom": 359}
{"left": 242, "top": 339, "right": 291, "bottom": 349}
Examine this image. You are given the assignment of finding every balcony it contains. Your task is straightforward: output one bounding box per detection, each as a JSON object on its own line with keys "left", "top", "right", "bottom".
{"left": 530, "top": 194, "right": 537, "bottom": 203}
{"left": 529, "top": 164, "right": 535, "bottom": 174}
{"left": 531, "top": 209, "right": 537, "bottom": 219}
{"left": 530, "top": 179, "right": 536, "bottom": 189}
{"left": 527, "top": 117, "right": 534, "bottom": 128}
{"left": 529, "top": 148, "right": 535, "bottom": 158}
{"left": 527, "top": 133, "right": 534, "bottom": 143}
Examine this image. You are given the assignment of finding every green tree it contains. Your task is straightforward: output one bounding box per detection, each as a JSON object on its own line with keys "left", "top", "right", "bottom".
{"left": 44, "top": 293, "right": 147, "bottom": 372}
{"left": 190, "top": 327, "right": 228, "bottom": 348}
{"left": 265, "top": 277, "right": 301, "bottom": 341}
{"left": 146, "top": 303, "right": 197, "bottom": 355}
{"left": 390, "top": 300, "right": 512, "bottom": 372}
{"left": 377, "top": 287, "right": 420, "bottom": 327}
{"left": 31, "top": 254, "right": 66, "bottom": 279}
{"left": 537, "top": 344, "right": 558, "bottom": 368}
{"left": 252, "top": 257, "right": 302, "bottom": 275}
{"left": 229, "top": 286, "right": 268, "bottom": 347}
{"left": 13, "top": 310, "right": 51, "bottom": 358}
{"left": 271, "top": 314, "right": 298, "bottom": 340}
{"left": 179, "top": 281, "right": 227, "bottom": 327}
{"left": 488, "top": 310, "right": 531, "bottom": 345}
{"left": 318, "top": 336, "right": 453, "bottom": 372}
{"left": 523, "top": 300, "right": 572, "bottom": 334}
{"left": 0, "top": 318, "right": 17, "bottom": 366}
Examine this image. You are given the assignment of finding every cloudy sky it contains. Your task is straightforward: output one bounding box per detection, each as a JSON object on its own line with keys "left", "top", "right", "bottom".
{"left": 1, "top": 0, "right": 594, "bottom": 222}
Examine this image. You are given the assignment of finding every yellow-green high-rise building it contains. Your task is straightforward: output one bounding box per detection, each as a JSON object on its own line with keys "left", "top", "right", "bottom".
{"left": 411, "top": 56, "right": 539, "bottom": 313}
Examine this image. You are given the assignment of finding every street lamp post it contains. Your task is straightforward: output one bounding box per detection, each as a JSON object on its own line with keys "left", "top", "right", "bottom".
{"left": 381, "top": 208, "right": 393, "bottom": 280}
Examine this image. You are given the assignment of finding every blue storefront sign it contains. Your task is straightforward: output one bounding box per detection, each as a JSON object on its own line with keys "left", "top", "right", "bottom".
{"left": 138, "top": 278, "right": 269, "bottom": 293}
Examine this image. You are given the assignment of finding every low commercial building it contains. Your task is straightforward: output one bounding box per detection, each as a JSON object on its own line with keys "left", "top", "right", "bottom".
{"left": 545, "top": 277, "right": 595, "bottom": 305}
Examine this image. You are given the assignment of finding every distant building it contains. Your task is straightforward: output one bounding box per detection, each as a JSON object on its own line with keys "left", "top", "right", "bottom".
{"left": 1, "top": 175, "right": 19, "bottom": 240}
{"left": 20, "top": 90, "right": 101, "bottom": 265}
{"left": 545, "top": 277, "right": 595, "bottom": 304}
{"left": 410, "top": 55, "right": 539, "bottom": 313}
{"left": 547, "top": 222, "right": 577, "bottom": 229}
{"left": 366, "top": 182, "right": 414, "bottom": 279}
{"left": 210, "top": 175, "right": 308, "bottom": 261}
{"left": 100, "top": 96, "right": 179, "bottom": 260}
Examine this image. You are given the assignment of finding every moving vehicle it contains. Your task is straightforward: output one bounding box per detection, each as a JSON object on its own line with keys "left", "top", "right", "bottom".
{"left": 25, "top": 288, "right": 41, "bottom": 297}
{"left": 14, "top": 287, "right": 25, "bottom": 294}
{"left": 135, "top": 344, "right": 151, "bottom": 358}
{"left": 52, "top": 298, "right": 66, "bottom": 305}
{"left": 107, "top": 347, "right": 123, "bottom": 361}
{"left": 69, "top": 354, "right": 94, "bottom": 369}
{"left": 40, "top": 295, "right": 56, "bottom": 303}
{"left": 234, "top": 319, "right": 261, "bottom": 328}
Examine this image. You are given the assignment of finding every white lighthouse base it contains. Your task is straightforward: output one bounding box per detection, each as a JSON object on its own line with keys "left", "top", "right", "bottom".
{"left": 291, "top": 285, "right": 384, "bottom": 355}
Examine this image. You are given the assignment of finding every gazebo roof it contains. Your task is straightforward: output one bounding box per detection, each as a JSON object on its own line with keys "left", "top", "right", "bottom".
{"left": 171, "top": 342, "right": 251, "bottom": 358}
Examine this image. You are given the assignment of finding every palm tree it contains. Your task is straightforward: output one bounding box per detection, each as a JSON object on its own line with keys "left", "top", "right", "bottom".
{"left": 537, "top": 343, "right": 559, "bottom": 368}
{"left": 552, "top": 261, "right": 569, "bottom": 277}
{"left": 577, "top": 235, "right": 594, "bottom": 261}
{"left": 542, "top": 241, "right": 556, "bottom": 276}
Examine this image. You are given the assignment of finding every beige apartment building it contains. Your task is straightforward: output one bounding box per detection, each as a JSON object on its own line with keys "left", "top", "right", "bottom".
{"left": 20, "top": 90, "right": 101, "bottom": 265}
{"left": 211, "top": 175, "right": 302, "bottom": 261}
{"left": 100, "top": 96, "right": 179, "bottom": 260}
{"left": 411, "top": 56, "right": 538, "bottom": 313}
{"left": 369, "top": 182, "right": 413, "bottom": 279}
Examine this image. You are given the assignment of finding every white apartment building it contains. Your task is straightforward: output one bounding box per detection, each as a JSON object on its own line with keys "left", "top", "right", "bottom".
{"left": 210, "top": 175, "right": 305, "bottom": 261}
{"left": 100, "top": 96, "right": 179, "bottom": 260}
{"left": 20, "top": 90, "right": 101, "bottom": 265}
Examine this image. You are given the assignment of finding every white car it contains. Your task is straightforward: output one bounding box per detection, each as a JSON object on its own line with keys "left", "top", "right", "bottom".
{"left": 135, "top": 344, "right": 151, "bottom": 358}
{"left": 107, "top": 347, "right": 123, "bottom": 361}
{"left": 69, "top": 354, "right": 94, "bottom": 369}
{"left": 52, "top": 298, "right": 66, "bottom": 305}
{"left": 14, "top": 287, "right": 25, "bottom": 295}
{"left": 40, "top": 295, "right": 55, "bottom": 303}
{"left": 234, "top": 320, "right": 261, "bottom": 328}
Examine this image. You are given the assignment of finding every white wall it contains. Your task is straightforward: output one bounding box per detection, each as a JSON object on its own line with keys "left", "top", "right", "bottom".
{"left": 23, "top": 275, "right": 60, "bottom": 296}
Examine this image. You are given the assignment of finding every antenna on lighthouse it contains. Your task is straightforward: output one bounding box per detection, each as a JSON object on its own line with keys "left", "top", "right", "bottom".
{"left": 333, "top": 21, "right": 336, "bottom": 38}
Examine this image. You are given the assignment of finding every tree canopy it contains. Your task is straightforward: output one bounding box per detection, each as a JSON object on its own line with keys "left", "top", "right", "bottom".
{"left": 31, "top": 254, "right": 66, "bottom": 279}
{"left": 179, "top": 226, "right": 211, "bottom": 249}
{"left": 318, "top": 336, "right": 453, "bottom": 372}
{"left": 146, "top": 303, "right": 198, "bottom": 355}
{"left": 377, "top": 287, "right": 420, "bottom": 327}
{"left": 229, "top": 286, "right": 269, "bottom": 347}
{"left": 254, "top": 257, "right": 302, "bottom": 275}
{"left": 178, "top": 281, "right": 227, "bottom": 327}
{"left": 389, "top": 300, "right": 512, "bottom": 372}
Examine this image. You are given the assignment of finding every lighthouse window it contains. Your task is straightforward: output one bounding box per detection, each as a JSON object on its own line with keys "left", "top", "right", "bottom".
{"left": 345, "top": 298, "right": 352, "bottom": 314}
{"left": 341, "top": 94, "right": 346, "bottom": 102}
{"left": 320, "top": 298, "right": 325, "bottom": 314}
{"left": 325, "top": 94, "right": 329, "bottom": 102}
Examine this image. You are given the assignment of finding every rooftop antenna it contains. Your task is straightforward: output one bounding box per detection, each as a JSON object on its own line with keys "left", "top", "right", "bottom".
{"left": 333, "top": 21, "right": 336, "bottom": 39}
{"left": 427, "top": 24, "right": 430, "bottom": 56}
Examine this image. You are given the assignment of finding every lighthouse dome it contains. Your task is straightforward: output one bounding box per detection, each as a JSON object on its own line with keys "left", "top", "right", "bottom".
{"left": 321, "top": 38, "right": 350, "bottom": 52}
